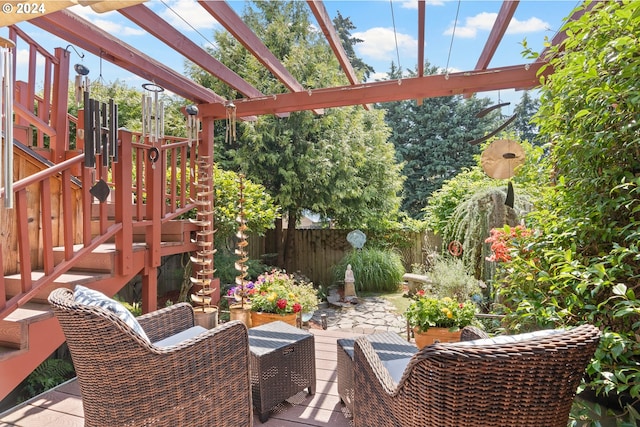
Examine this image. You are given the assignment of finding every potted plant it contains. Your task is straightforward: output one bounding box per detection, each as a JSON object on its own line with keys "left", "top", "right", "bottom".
{"left": 249, "top": 270, "right": 316, "bottom": 327}
{"left": 296, "top": 280, "right": 319, "bottom": 323}
{"left": 405, "top": 292, "right": 478, "bottom": 348}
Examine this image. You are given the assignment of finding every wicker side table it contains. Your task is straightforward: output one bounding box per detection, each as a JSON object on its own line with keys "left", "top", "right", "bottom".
{"left": 337, "top": 332, "right": 417, "bottom": 415}
{"left": 248, "top": 320, "right": 316, "bottom": 423}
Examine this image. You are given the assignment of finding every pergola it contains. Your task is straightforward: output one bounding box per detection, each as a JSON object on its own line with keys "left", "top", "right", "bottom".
{"left": 4, "top": 0, "right": 590, "bottom": 120}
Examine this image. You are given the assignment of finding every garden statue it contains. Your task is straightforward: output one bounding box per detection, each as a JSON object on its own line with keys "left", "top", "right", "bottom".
{"left": 344, "top": 264, "right": 357, "bottom": 299}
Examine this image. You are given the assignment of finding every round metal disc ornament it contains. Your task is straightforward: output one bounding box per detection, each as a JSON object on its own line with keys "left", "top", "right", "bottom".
{"left": 347, "top": 229, "right": 366, "bottom": 249}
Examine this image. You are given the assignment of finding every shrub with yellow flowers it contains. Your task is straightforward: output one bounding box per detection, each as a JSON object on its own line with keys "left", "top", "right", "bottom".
{"left": 405, "top": 293, "right": 478, "bottom": 333}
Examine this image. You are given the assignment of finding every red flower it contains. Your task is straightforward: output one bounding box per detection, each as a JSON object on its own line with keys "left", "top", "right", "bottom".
{"left": 292, "top": 303, "right": 302, "bottom": 313}
{"left": 276, "top": 299, "right": 287, "bottom": 309}
{"left": 416, "top": 289, "right": 425, "bottom": 297}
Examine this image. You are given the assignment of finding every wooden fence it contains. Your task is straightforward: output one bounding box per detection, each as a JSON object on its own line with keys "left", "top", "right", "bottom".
{"left": 247, "top": 229, "right": 441, "bottom": 287}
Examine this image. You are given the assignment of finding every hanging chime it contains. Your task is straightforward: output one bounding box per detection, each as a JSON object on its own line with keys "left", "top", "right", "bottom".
{"left": 1, "top": 37, "right": 15, "bottom": 208}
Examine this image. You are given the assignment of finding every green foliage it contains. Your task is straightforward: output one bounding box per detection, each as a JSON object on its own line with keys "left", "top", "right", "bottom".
{"left": 20, "top": 358, "right": 75, "bottom": 402}
{"left": 512, "top": 91, "right": 542, "bottom": 145}
{"left": 332, "top": 248, "right": 404, "bottom": 293}
{"left": 423, "top": 139, "right": 547, "bottom": 236}
{"left": 426, "top": 256, "right": 483, "bottom": 303}
{"left": 215, "top": 249, "right": 268, "bottom": 286}
{"left": 379, "top": 63, "right": 502, "bottom": 219}
{"left": 114, "top": 295, "right": 142, "bottom": 316}
{"left": 212, "top": 166, "right": 278, "bottom": 241}
{"left": 496, "top": 1, "right": 640, "bottom": 423}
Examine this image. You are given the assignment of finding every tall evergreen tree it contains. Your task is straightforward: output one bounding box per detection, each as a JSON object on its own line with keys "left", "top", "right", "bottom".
{"left": 379, "top": 63, "right": 499, "bottom": 219}
{"left": 332, "top": 11, "right": 375, "bottom": 79}
{"left": 512, "top": 91, "right": 541, "bottom": 145}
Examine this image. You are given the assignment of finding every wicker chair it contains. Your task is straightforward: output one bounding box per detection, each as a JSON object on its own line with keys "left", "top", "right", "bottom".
{"left": 48, "top": 287, "right": 252, "bottom": 427}
{"left": 353, "top": 323, "right": 601, "bottom": 427}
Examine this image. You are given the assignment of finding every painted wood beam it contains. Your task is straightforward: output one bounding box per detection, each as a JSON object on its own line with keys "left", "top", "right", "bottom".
{"left": 306, "top": 0, "right": 368, "bottom": 110}
{"left": 474, "top": 0, "right": 519, "bottom": 71}
{"left": 118, "top": 4, "right": 262, "bottom": 99}
{"left": 306, "top": 0, "right": 357, "bottom": 85}
{"left": 417, "top": 0, "right": 425, "bottom": 77}
{"left": 198, "top": 62, "right": 549, "bottom": 119}
{"left": 28, "top": 10, "right": 224, "bottom": 104}
{"left": 198, "top": 0, "right": 323, "bottom": 115}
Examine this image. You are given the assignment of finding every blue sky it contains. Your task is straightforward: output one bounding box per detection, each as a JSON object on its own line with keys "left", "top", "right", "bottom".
{"left": 2, "top": 0, "right": 580, "bottom": 110}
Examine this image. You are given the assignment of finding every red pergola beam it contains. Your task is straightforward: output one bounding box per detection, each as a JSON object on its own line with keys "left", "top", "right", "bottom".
{"left": 306, "top": 0, "right": 368, "bottom": 110}
{"left": 198, "top": 0, "right": 323, "bottom": 115}
{"left": 199, "top": 62, "right": 549, "bottom": 119}
{"left": 29, "top": 10, "right": 224, "bottom": 104}
{"left": 474, "top": 0, "right": 519, "bottom": 70}
{"left": 118, "top": 4, "right": 262, "bottom": 98}
{"left": 417, "top": 0, "right": 425, "bottom": 77}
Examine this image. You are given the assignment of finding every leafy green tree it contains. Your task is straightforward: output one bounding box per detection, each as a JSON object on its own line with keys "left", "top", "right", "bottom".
{"left": 379, "top": 64, "right": 500, "bottom": 219}
{"left": 496, "top": 1, "right": 640, "bottom": 421}
{"left": 188, "top": 1, "right": 404, "bottom": 267}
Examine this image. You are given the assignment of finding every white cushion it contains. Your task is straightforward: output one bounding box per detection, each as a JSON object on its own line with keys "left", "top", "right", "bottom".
{"left": 153, "top": 325, "right": 208, "bottom": 348}
{"left": 452, "top": 328, "right": 566, "bottom": 348}
{"left": 74, "top": 285, "right": 150, "bottom": 343}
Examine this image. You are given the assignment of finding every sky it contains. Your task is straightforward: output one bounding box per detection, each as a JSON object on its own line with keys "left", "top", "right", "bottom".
{"left": 1, "top": 0, "right": 581, "bottom": 111}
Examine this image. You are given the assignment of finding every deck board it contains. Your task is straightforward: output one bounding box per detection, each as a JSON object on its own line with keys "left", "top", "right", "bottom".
{"left": 0, "top": 327, "right": 370, "bottom": 427}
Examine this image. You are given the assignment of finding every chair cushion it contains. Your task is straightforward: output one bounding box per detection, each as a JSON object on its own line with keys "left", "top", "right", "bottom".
{"left": 452, "top": 327, "right": 566, "bottom": 348}
{"left": 74, "top": 285, "right": 150, "bottom": 343}
{"left": 153, "top": 325, "right": 208, "bottom": 348}
{"left": 382, "top": 357, "right": 412, "bottom": 385}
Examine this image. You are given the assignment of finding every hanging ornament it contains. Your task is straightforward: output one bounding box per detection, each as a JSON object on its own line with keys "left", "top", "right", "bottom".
{"left": 1, "top": 37, "right": 15, "bottom": 208}
{"left": 225, "top": 101, "right": 236, "bottom": 144}
{"left": 481, "top": 139, "right": 525, "bottom": 209}
{"left": 185, "top": 104, "right": 199, "bottom": 148}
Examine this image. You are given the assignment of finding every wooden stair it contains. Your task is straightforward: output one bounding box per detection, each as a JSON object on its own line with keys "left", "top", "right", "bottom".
{"left": 0, "top": 220, "right": 197, "bottom": 403}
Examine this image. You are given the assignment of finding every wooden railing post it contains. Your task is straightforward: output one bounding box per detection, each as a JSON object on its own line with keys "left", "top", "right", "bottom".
{"left": 114, "top": 130, "right": 133, "bottom": 276}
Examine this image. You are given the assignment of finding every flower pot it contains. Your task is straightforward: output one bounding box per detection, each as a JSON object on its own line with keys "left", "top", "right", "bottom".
{"left": 413, "top": 326, "right": 461, "bottom": 349}
{"left": 229, "top": 304, "right": 252, "bottom": 328}
{"left": 250, "top": 311, "right": 297, "bottom": 327}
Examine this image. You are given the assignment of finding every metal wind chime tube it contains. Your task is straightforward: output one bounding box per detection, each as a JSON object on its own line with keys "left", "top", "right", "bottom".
{"left": 141, "top": 83, "right": 164, "bottom": 145}
{"left": 1, "top": 38, "right": 15, "bottom": 209}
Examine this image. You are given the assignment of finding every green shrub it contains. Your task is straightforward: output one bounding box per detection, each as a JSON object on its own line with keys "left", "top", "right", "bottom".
{"left": 427, "top": 256, "right": 483, "bottom": 303}
{"left": 19, "top": 358, "right": 75, "bottom": 402}
{"left": 332, "top": 248, "right": 404, "bottom": 293}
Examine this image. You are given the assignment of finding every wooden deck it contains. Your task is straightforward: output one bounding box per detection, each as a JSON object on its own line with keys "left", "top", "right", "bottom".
{"left": 0, "top": 328, "right": 364, "bottom": 427}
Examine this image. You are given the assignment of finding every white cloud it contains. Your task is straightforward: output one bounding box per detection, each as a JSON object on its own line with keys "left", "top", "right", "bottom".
{"left": 354, "top": 27, "right": 417, "bottom": 62}
{"left": 444, "top": 12, "right": 495, "bottom": 38}
{"left": 445, "top": 12, "right": 549, "bottom": 39}
{"left": 158, "top": 0, "right": 219, "bottom": 32}
{"left": 69, "top": 4, "right": 146, "bottom": 36}
{"left": 399, "top": 0, "right": 445, "bottom": 9}
{"left": 506, "top": 17, "right": 549, "bottom": 34}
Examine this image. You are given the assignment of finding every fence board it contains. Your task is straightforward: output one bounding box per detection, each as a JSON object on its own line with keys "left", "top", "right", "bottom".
{"left": 246, "top": 230, "right": 439, "bottom": 287}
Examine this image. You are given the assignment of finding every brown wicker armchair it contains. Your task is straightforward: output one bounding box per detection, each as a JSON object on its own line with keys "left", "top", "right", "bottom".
{"left": 353, "top": 324, "right": 601, "bottom": 427}
{"left": 49, "top": 287, "right": 252, "bottom": 427}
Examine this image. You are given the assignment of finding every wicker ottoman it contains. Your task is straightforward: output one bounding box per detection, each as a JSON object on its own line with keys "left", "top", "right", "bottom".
{"left": 248, "top": 320, "right": 316, "bottom": 423}
{"left": 337, "top": 332, "right": 417, "bottom": 415}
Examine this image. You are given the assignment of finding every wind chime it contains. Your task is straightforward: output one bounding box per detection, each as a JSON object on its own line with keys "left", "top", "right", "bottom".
{"left": 141, "top": 83, "right": 164, "bottom": 171}
{"left": 82, "top": 77, "right": 118, "bottom": 203}
{"left": 187, "top": 105, "right": 217, "bottom": 313}
{"left": 1, "top": 37, "right": 14, "bottom": 209}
